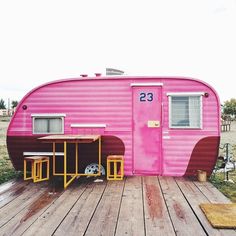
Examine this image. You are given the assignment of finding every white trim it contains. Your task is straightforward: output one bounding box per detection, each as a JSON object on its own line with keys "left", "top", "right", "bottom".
{"left": 71, "top": 123, "right": 107, "bottom": 128}
{"left": 168, "top": 96, "right": 172, "bottom": 128}
{"left": 31, "top": 113, "right": 66, "bottom": 117}
{"left": 200, "top": 95, "right": 203, "bottom": 129}
{"left": 130, "top": 83, "right": 163, "bottom": 87}
{"left": 166, "top": 92, "right": 204, "bottom": 96}
{"left": 23, "top": 152, "right": 64, "bottom": 156}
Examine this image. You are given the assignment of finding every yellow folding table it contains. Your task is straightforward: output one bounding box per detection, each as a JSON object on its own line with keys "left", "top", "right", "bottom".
{"left": 39, "top": 135, "right": 101, "bottom": 189}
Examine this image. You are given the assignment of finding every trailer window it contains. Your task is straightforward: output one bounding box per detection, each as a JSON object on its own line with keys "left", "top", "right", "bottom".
{"left": 169, "top": 95, "right": 202, "bottom": 128}
{"left": 33, "top": 117, "right": 64, "bottom": 134}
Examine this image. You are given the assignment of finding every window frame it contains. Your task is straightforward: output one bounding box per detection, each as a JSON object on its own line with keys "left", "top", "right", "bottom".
{"left": 167, "top": 92, "right": 203, "bottom": 129}
{"left": 32, "top": 113, "right": 66, "bottom": 134}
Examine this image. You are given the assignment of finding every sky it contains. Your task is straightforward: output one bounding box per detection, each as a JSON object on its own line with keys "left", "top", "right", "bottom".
{"left": 0, "top": 0, "right": 236, "bottom": 107}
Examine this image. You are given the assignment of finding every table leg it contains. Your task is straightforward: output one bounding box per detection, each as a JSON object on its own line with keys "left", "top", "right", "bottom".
{"left": 53, "top": 142, "right": 55, "bottom": 175}
{"left": 63, "top": 141, "right": 77, "bottom": 189}
{"left": 98, "top": 136, "right": 101, "bottom": 175}
{"left": 75, "top": 142, "right": 78, "bottom": 175}
{"left": 64, "top": 141, "right": 67, "bottom": 189}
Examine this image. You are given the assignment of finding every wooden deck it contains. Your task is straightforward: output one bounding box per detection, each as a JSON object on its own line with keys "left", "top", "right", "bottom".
{"left": 0, "top": 176, "right": 235, "bottom": 236}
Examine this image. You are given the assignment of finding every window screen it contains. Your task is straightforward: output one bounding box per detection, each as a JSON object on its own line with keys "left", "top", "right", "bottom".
{"left": 170, "top": 96, "right": 201, "bottom": 128}
{"left": 33, "top": 117, "right": 63, "bottom": 134}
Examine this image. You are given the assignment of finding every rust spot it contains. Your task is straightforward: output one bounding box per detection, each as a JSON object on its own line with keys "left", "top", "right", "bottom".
{"left": 173, "top": 202, "right": 185, "bottom": 221}
{"left": 20, "top": 188, "right": 61, "bottom": 223}
{"left": 145, "top": 183, "right": 163, "bottom": 220}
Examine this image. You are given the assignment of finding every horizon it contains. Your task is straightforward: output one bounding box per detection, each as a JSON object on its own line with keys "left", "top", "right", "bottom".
{"left": 1, "top": 74, "right": 235, "bottom": 109}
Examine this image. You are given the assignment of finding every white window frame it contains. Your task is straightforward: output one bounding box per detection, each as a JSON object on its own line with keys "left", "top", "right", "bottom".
{"left": 32, "top": 113, "right": 66, "bottom": 134}
{"left": 167, "top": 92, "right": 203, "bottom": 129}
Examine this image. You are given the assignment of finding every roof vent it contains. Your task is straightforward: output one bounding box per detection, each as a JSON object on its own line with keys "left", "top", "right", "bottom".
{"left": 106, "top": 68, "right": 124, "bottom": 75}
{"left": 80, "top": 74, "right": 88, "bottom": 77}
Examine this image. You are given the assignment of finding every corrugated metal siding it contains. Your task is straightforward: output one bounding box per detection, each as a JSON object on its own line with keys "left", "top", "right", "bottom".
{"left": 161, "top": 79, "right": 220, "bottom": 176}
{"left": 8, "top": 79, "right": 134, "bottom": 174}
{"left": 7, "top": 77, "right": 220, "bottom": 176}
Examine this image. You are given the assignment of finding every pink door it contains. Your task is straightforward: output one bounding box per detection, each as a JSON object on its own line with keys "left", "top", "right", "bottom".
{"left": 132, "top": 86, "right": 162, "bottom": 175}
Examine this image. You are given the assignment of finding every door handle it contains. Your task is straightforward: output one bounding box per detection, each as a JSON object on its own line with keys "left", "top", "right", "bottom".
{"left": 148, "top": 120, "right": 160, "bottom": 128}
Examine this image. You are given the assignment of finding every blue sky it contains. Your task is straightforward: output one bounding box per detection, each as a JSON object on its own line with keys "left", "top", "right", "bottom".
{"left": 0, "top": 0, "right": 236, "bottom": 106}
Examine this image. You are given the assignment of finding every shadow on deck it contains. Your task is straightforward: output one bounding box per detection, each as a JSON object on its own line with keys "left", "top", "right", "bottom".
{"left": 0, "top": 176, "right": 235, "bottom": 236}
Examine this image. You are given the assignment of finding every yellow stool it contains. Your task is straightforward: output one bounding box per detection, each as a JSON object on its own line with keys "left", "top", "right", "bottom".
{"left": 24, "top": 156, "right": 50, "bottom": 182}
{"left": 107, "top": 155, "right": 124, "bottom": 180}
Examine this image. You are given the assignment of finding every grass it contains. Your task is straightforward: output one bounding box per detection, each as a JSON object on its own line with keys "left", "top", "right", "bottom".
{"left": 0, "top": 145, "right": 22, "bottom": 184}
{"left": 207, "top": 120, "right": 236, "bottom": 202}
{"left": 0, "top": 117, "right": 22, "bottom": 184}
{"left": 209, "top": 141, "right": 236, "bottom": 203}
{"left": 210, "top": 171, "right": 236, "bottom": 202}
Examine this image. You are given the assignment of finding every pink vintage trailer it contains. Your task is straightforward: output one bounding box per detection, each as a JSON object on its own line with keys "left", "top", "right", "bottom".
{"left": 7, "top": 76, "right": 221, "bottom": 177}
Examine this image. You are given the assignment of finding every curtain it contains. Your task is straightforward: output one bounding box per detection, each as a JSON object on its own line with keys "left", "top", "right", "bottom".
{"left": 189, "top": 96, "right": 200, "bottom": 127}
{"left": 34, "top": 118, "right": 62, "bottom": 133}
{"left": 171, "top": 97, "right": 189, "bottom": 126}
{"left": 171, "top": 96, "right": 200, "bottom": 128}
{"left": 34, "top": 118, "right": 48, "bottom": 133}
{"left": 49, "top": 118, "right": 62, "bottom": 133}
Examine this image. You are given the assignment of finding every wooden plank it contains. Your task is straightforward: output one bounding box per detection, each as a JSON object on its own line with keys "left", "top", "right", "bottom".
{"left": 39, "top": 134, "right": 100, "bottom": 142}
{"left": 0, "top": 187, "right": 63, "bottom": 236}
{"left": 84, "top": 180, "right": 125, "bottom": 236}
{"left": 22, "top": 180, "right": 92, "bottom": 235}
{"left": 194, "top": 180, "right": 236, "bottom": 234}
{"left": 159, "top": 176, "right": 207, "bottom": 236}
{"left": 0, "top": 180, "right": 18, "bottom": 194}
{"left": 115, "top": 176, "right": 145, "bottom": 236}
{"left": 193, "top": 180, "right": 232, "bottom": 203}
{"left": 0, "top": 180, "right": 30, "bottom": 209}
{"left": 176, "top": 177, "right": 236, "bottom": 236}
{"left": 0, "top": 183, "right": 46, "bottom": 228}
{"left": 143, "top": 176, "right": 175, "bottom": 236}
{"left": 54, "top": 181, "right": 107, "bottom": 236}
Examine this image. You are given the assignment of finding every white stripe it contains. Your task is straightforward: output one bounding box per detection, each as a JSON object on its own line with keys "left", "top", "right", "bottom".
{"left": 31, "top": 113, "right": 66, "bottom": 117}
{"left": 23, "top": 152, "right": 64, "bottom": 156}
{"left": 166, "top": 92, "right": 204, "bottom": 96}
{"left": 71, "top": 123, "right": 106, "bottom": 128}
{"left": 130, "top": 83, "right": 163, "bottom": 87}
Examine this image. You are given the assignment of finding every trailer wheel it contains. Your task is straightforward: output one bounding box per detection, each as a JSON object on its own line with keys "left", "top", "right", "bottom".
{"left": 84, "top": 163, "right": 106, "bottom": 175}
